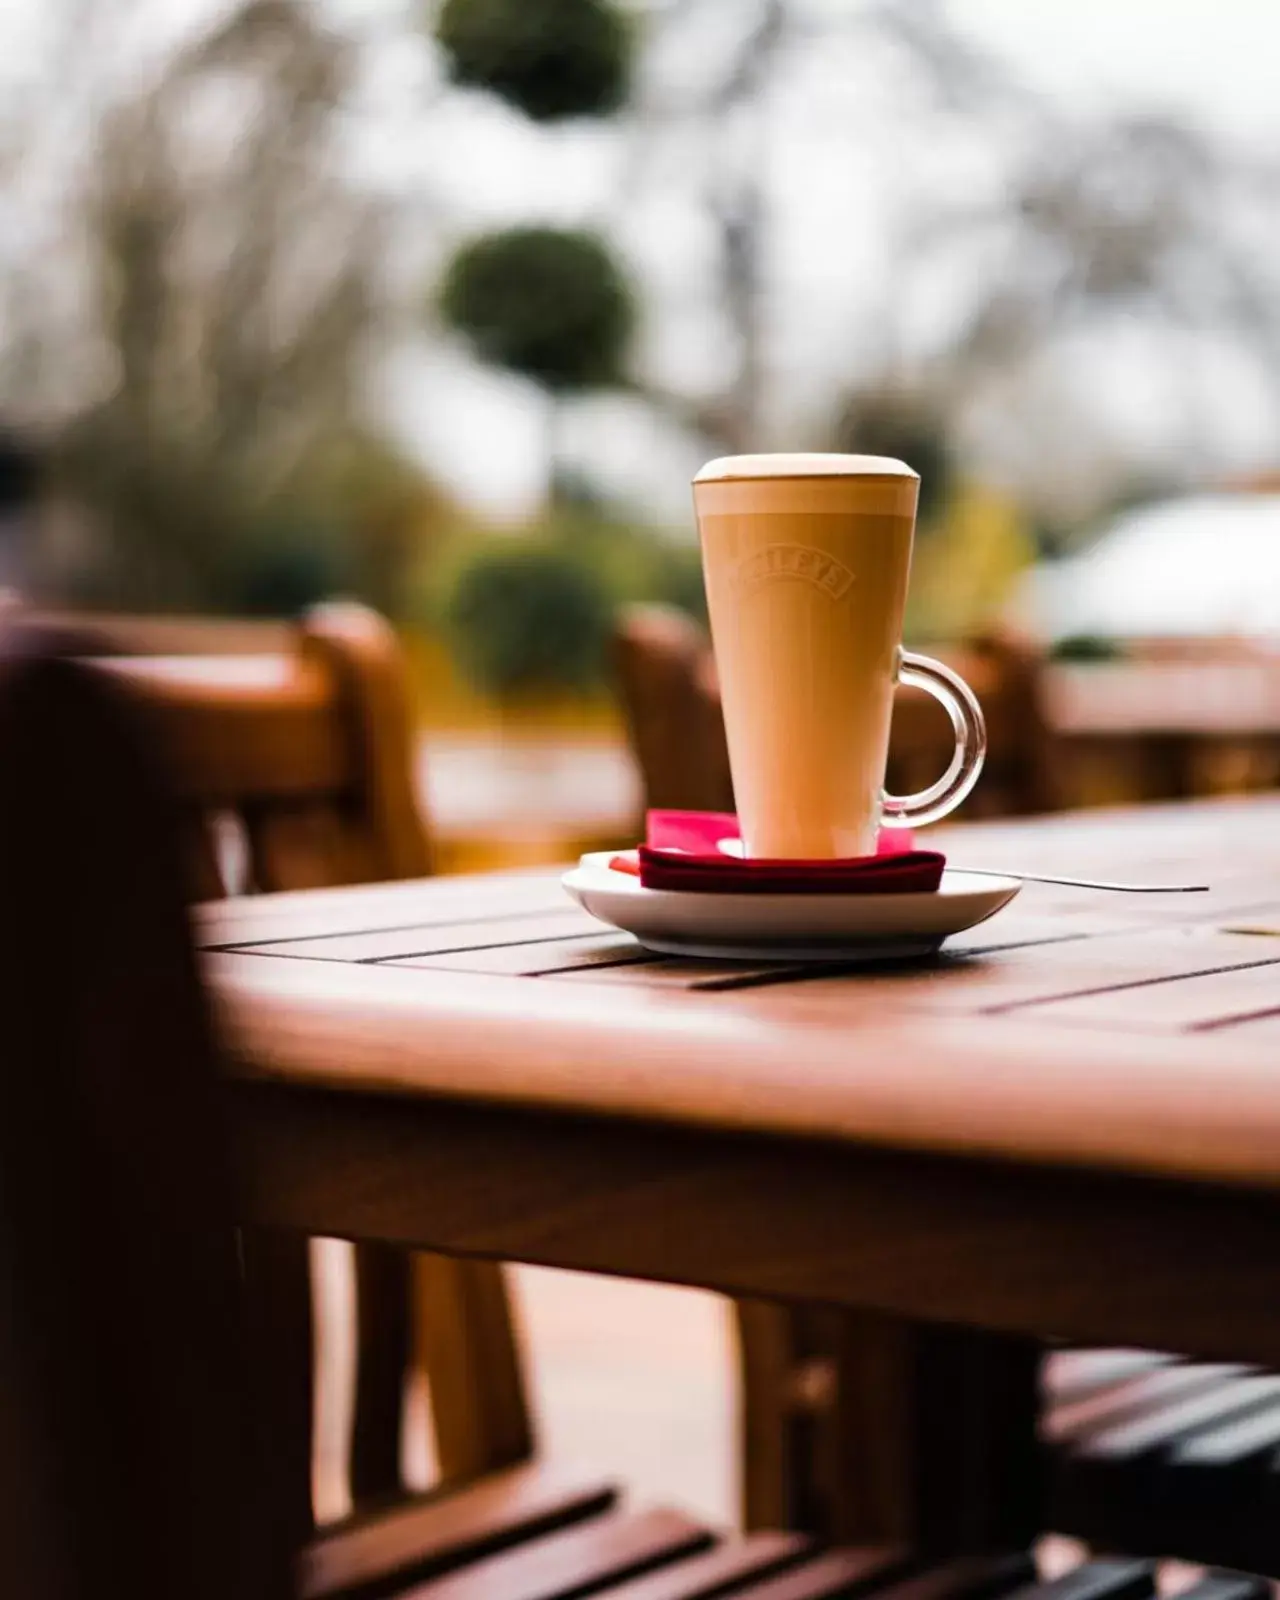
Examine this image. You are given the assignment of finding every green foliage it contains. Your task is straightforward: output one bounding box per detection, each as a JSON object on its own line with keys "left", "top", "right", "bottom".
{"left": 436, "top": 0, "right": 630, "bottom": 122}
{"left": 444, "top": 539, "right": 612, "bottom": 698}
{"left": 1050, "top": 633, "right": 1125, "bottom": 662}
{"left": 439, "top": 227, "right": 635, "bottom": 392}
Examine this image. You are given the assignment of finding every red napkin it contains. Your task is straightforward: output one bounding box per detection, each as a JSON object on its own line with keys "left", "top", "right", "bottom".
{"left": 608, "top": 811, "right": 944, "bottom": 895}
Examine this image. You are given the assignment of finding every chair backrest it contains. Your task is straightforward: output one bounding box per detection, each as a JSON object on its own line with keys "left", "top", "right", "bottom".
{"left": 0, "top": 645, "right": 292, "bottom": 1600}
{"left": 886, "top": 631, "right": 1065, "bottom": 818}
{"left": 74, "top": 602, "right": 533, "bottom": 1535}
{"left": 612, "top": 605, "right": 734, "bottom": 821}
{"left": 92, "top": 601, "right": 434, "bottom": 897}
{"left": 614, "top": 607, "right": 1063, "bottom": 825}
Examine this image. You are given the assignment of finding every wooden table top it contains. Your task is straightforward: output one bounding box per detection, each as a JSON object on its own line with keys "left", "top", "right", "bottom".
{"left": 202, "top": 794, "right": 1280, "bottom": 1197}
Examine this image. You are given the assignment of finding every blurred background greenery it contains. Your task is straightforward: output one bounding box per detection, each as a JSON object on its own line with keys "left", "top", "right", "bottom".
{"left": 3, "top": 0, "right": 1280, "bottom": 716}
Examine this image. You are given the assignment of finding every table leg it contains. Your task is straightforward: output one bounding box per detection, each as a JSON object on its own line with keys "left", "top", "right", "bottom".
{"left": 736, "top": 1303, "right": 1043, "bottom": 1552}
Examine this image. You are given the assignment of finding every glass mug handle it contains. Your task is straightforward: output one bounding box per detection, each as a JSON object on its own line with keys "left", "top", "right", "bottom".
{"left": 882, "top": 650, "right": 987, "bottom": 829}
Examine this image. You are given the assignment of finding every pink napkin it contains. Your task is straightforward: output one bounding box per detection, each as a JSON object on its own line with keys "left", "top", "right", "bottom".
{"left": 608, "top": 811, "right": 945, "bottom": 895}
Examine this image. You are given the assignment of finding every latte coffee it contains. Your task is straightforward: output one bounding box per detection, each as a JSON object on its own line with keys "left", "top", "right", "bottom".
{"left": 694, "top": 453, "right": 984, "bottom": 859}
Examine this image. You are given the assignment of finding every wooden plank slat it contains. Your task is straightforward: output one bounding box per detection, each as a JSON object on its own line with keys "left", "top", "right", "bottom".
{"left": 1174, "top": 1578, "right": 1271, "bottom": 1600}
{"left": 1042, "top": 1349, "right": 1175, "bottom": 1412}
{"left": 868, "top": 1555, "right": 1039, "bottom": 1600}
{"left": 299, "top": 1465, "right": 617, "bottom": 1600}
{"left": 592, "top": 1532, "right": 812, "bottom": 1600}
{"left": 252, "top": 911, "right": 604, "bottom": 964}
{"left": 199, "top": 872, "right": 569, "bottom": 950}
{"left": 1003, "top": 1562, "right": 1154, "bottom": 1600}
{"left": 1067, "top": 1373, "right": 1280, "bottom": 1461}
{"left": 1044, "top": 1364, "right": 1253, "bottom": 1445}
{"left": 1169, "top": 1395, "right": 1280, "bottom": 1477}
{"left": 1010, "top": 958, "right": 1280, "bottom": 1031}
{"left": 400, "top": 1507, "right": 714, "bottom": 1600}
{"left": 711, "top": 1547, "right": 907, "bottom": 1600}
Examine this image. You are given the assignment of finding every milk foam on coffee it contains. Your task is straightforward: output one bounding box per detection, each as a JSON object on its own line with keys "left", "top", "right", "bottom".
{"left": 694, "top": 454, "right": 921, "bottom": 859}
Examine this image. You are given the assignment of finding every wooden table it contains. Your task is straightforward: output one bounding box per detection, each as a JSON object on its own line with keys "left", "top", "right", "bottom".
{"left": 203, "top": 796, "right": 1280, "bottom": 1550}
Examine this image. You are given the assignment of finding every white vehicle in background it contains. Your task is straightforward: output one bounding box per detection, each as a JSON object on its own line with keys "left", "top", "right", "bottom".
{"left": 1013, "top": 493, "right": 1280, "bottom": 649}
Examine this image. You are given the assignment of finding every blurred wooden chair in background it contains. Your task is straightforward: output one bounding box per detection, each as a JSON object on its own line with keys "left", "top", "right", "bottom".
{"left": 886, "top": 632, "right": 1065, "bottom": 817}
{"left": 613, "top": 605, "right": 734, "bottom": 824}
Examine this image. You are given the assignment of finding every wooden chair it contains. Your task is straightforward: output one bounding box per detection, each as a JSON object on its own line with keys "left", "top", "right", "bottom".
{"left": 885, "top": 632, "right": 1065, "bottom": 817}
{"left": 0, "top": 645, "right": 293, "bottom": 1600}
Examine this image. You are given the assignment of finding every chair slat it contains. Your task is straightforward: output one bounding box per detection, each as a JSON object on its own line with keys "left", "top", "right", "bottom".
{"left": 301, "top": 1464, "right": 618, "bottom": 1600}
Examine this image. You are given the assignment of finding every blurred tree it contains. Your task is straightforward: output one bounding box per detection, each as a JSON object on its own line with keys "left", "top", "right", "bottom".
{"left": 614, "top": 0, "right": 1280, "bottom": 530}
{"left": 0, "top": 0, "right": 384, "bottom": 610}
{"left": 437, "top": 0, "right": 631, "bottom": 122}
{"left": 308, "top": 432, "right": 457, "bottom": 620}
{"left": 431, "top": 0, "right": 637, "bottom": 505}
{"left": 228, "top": 515, "right": 350, "bottom": 618}
{"left": 444, "top": 540, "right": 611, "bottom": 700}
{"left": 440, "top": 228, "right": 634, "bottom": 393}
{"left": 867, "top": 0, "right": 1280, "bottom": 523}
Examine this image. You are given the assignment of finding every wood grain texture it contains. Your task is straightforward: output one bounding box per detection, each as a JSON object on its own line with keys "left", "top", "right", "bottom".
{"left": 208, "top": 931, "right": 1280, "bottom": 1193}
{"left": 592, "top": 1531, "right": 812, "bottom": 1600}
{"left": 300, "top": 1464, "right": 618, "bottom": 1600}
{"left": 230, "top": 1079, "right": 1280, "bottom": 1367}
{"left": 701, "top": 1546, "right": 907, "bottom": 1600}
{"left": 400, "top": 1506, "right": 713, "bottom": 1600}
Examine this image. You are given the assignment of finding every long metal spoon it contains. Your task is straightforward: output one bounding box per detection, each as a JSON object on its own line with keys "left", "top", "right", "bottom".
{"left": 957, "top": 869, "right": 1209, "bottom": 893}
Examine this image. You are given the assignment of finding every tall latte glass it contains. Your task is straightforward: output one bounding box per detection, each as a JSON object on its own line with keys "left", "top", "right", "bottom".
{"left": 695, "top": 453, "right": 986, "bottom": 859}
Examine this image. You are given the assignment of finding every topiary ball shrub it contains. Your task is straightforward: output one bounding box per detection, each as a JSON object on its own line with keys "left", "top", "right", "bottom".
{"left": 445, "top": 541, "right": 611, "bottom": 700}
{"left": 224, "top": 517, "right": 350, "bottom": 618}
{"left": 440, "top": 226, "right": 635, "bottom": 392}
{"left": 436, "top": 0, "right": 630, "bottom": 122}
{"left": 1050, "top": 633, "right": 1124, "bottom": 663}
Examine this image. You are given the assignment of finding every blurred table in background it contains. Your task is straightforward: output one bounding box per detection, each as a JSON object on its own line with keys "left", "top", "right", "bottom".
{"left": 424, "top": 656, "right": 1280, "bottom": 866}
{"left": 1047, "top": 659, "right": 1280, "bottom": 805}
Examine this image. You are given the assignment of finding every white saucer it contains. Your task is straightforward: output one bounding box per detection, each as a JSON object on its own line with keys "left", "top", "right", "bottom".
{"left": 562, "top": 852, "right": 1021, "bottom": 963}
